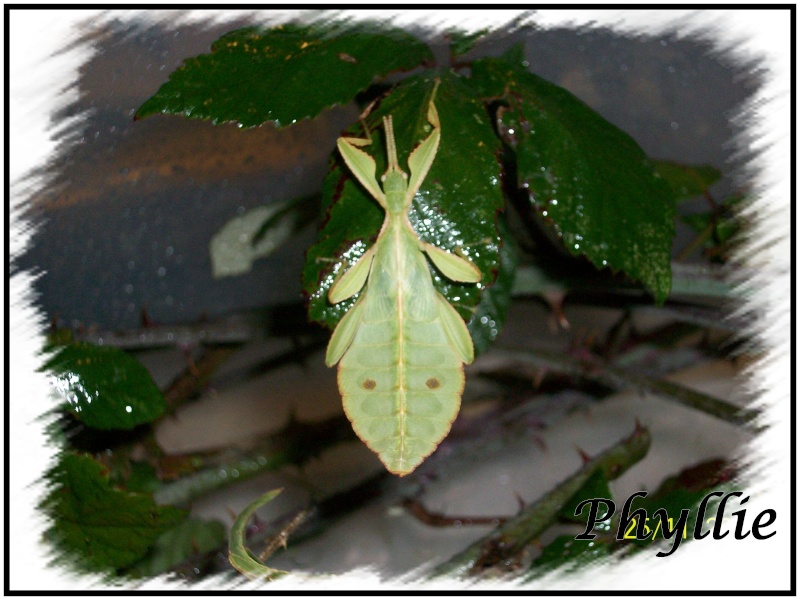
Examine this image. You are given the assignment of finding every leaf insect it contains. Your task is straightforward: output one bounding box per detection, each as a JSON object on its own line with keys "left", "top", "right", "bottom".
{"left": 324, "top": 82, "right": 482, "bottom": 476}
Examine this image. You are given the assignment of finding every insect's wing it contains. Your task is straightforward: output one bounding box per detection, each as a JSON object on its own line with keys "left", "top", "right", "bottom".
{"left": 434, "top": 291, "right": 475, "bottom": 364}
{"left": 405, "top": 107, "right": 440, "bottom": 203}
{"left": 337, "top": 138, "right": 386, "bottom": 207}
{"left": 325, "top": 294, "right": 366, "bottom": 366}
{"left": 422, "top": 243, "right": 481, "bottom": 283}
{"left": 328, "top": 246, "right": 375, "bottom": 304}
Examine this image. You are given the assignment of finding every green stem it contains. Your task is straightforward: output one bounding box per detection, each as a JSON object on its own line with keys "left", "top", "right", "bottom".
{"left": 153, "top": 415, "right": 354, "bottom": 506}
{"left": 432, "top": 425, "right": 651, "bottom": 577}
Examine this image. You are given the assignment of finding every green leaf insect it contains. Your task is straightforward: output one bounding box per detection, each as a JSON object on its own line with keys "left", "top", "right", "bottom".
{"left": 325, "top": 84, "right": 482, "bottom": 476}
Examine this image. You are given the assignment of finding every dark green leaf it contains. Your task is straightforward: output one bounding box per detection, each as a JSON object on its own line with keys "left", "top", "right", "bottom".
{"left": 471, "top": 50, "right": 675, "bottom": 303}
{"left": 42, "top": 453, "right": 186, "bottom": 572}
{"left": 303, "top": 72, "right": 505, "bottom": 330}
{"left": 653, "top": 160, "right": 722, "bottom": 203}
{"left": 124, "top": 461, "right": 162, "bottom": 495}
{"left": 468, "top": 215, "right": 516, "bottom": 355}
{"left": 132, "top": 517, "right": 226, "bottom": 577}
{"left": 529, "top": 534, "right": 611, "bottom": 573}
{"left": 41, "top": 342, "right": 166, "bottom": 430}
{"left": 136, "top": 23, "right": 434, "bottom": 128}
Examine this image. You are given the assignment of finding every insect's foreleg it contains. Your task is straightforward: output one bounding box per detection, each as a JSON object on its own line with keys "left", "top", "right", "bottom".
{"left": 339, "top": 99, "right": 378, "bottom": 148}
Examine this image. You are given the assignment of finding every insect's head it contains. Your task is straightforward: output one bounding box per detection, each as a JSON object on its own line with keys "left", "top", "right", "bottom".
{"left": 381, "top": 115, "right": 411, "bottom": 215}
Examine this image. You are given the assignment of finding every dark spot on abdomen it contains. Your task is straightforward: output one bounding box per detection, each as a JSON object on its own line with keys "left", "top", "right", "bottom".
{"left": 362, "top": 379, "right": 377, "bottom": 390}
{"left": 426, "top": 377, "right": 440, "bottom": 389}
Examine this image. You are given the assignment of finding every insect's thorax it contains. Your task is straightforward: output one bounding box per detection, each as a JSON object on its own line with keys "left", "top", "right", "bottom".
{"left": 382, "top": 170, "right": 410, "bottom": 216}
{"left": 371, "top": 215, "right": 432, "bottom": 308}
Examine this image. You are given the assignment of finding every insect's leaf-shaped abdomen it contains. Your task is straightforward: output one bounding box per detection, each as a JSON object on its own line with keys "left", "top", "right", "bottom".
{"left": 337, "top": 223, "right": 463, "bottom": 475}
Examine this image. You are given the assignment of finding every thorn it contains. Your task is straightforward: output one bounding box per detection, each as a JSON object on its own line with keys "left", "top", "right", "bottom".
{"left": 575, "top": 445, "right": 592, "bottom": 464}
{"left": 177, "top": 344, "right": 200, "bottom": 377}
{"left": 513, "top": 492, "right": 526, "bottom": 512}
{"left": 531, "top": 434, "right": 548, "bottom": 453}
{"left": 225, "top": 506, "right": 238, "bottom": 523}
{"left": 532, "top": 368, "right": 547, "bottom": 389}
{"left": 634, "top": 418, "right": 645, "bottom": 434}
{"left": 141, "top": 307, "right": 154, "bottom": 328}
{"left": 542, "top": 290, "right": 569, "bottom": 331}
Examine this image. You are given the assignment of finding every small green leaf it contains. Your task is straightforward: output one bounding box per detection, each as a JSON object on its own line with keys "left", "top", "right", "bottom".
{"left": 470, "top": 50, "right": 676, "bottom": 303}
{"left": 229, "top": 488, "right": 287, "bottom": 581}
{"left": 303, "top": 72, "right": 504, "bottom": 330}
{"left": 137, "top": 23, "right": 434, "bottom": 128}
{"left": 210, "top": 196, "right": 315, "bottom": 279}
{"left": 41, "top": 342, "right": 166, "bottom": 430}
{"left": 448, "top": 28, "right": 489, "bottom": 58}
{"left": 252, "top": 193, "right": 320, "bottom": 246}
{"left": 681, "top": 193, "right": 743, "bottom": 250}
{"left": 42, "top": 453, "right": 186, "bottom": 572}
{"left": 653, "top": 160, "right": 722, "bottom": 203}
{"left": 132, "top": 517, "right": 226, "bottom": 577}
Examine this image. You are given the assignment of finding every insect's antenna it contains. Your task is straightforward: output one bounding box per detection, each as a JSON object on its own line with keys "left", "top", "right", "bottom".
{"left": 383, "top": 115, "right": 399, "bottom": 172}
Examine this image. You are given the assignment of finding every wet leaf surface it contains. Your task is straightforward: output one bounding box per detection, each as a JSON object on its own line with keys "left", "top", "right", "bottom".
{"left": 470, "top": 48, "right": 675, "bottom": 303}
{"left": 41, "top": 342, "right": 166, "bottom": 430}
{"left": 529, "top": 534, "right": 611, "bottom": 573}
{"left": 468, "top": 216, "right": 516, "bottom": 355}
{"left": 137, "top": 23, "right": 433, "bottom": 128}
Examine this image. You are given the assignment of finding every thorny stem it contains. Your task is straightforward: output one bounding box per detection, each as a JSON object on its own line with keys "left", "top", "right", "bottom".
{"left": 163, "top": 345, "right": 240, "bottom": 414}
{"left": 431, "top": 425, "right": 652, "bottom": 577}
{"left": 258, "top": 509, "right": 311, "bottom": 563}
{"left": 153, "top": 415, "right": 354, "bottom": 506}
{"left": 486, "top": 347, "right": 760, "bottom": 430}
{"left": 403, "top": 498, "right": 510, "bottom": 528}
